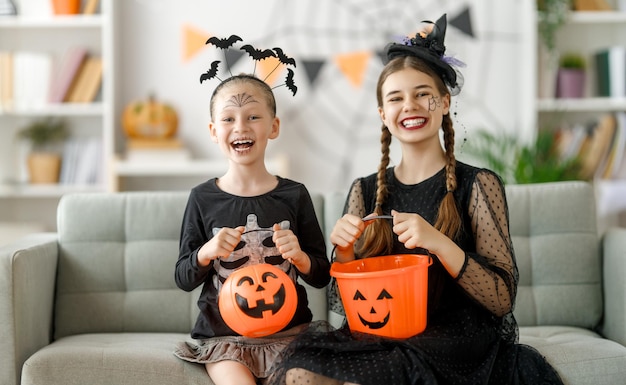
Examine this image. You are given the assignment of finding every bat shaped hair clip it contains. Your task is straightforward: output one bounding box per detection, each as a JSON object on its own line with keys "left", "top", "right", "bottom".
{"left": 200, "top": 61, "right": 221, "bottom": 83}
{"left": 199, "top": 35, "right": 298, "bottom": 96}
{"left": 206, "top": 35, "right": 242, "bottom": 49}
{"left": 202, "top": 34, "right": 243, "bottom": 81}
{"left": 272, "top": 68, "right": 297, "bottom": 96}
{"left": 240, "top": 44, "right": 276, "bottom": 75}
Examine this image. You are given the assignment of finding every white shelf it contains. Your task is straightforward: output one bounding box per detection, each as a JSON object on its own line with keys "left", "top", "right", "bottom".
{"left": 537, "top": 97, "right": 626, "bottom": 112}
{"left": 0, "top": 183, "right": 105, "bottom": 198}
{"left": 567, "top": 11, "right": 626, "bottom": 24}
{"left": 0, "top": 15, "right": 103, "bottom": 28}
{"left": 0, "top": 102, "right": 105, "bottom": 117}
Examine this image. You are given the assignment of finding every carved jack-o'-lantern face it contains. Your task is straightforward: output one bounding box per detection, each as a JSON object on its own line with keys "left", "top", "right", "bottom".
{"left": 352, "top": 288, "right": 393, "bottom": 330}
{"left": 331, "top": 254, "right": 432, "bottom": 339}
{"left": 219, "top": 263, "right": 297, "bottom": 337}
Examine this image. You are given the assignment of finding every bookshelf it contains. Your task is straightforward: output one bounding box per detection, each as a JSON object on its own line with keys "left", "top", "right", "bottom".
{"left": 535, "top": 4, "right": 626, "bottom": 227}
{"left": 0, "top": 0, "right": 113, "bottom": 231}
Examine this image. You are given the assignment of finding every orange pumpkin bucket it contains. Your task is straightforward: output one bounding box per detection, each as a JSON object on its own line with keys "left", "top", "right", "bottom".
{"left": 330, "top": 254, "right": 432, "bottom": 339}
{"left": 219, "top": 264, "right": 297, "bottom": 337}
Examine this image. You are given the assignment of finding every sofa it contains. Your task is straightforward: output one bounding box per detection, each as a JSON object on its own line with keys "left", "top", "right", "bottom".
{"left": 1, "top": 181, "right": 626, "bottom": 385}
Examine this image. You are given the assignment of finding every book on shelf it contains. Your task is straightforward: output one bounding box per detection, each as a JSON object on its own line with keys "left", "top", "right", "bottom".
{"left": 556, "top": 123, "right": 587, "bottom": 162}
{"left": 64, "top": 55, "right": 103, "bottom": 103}
{"left": 59, "top": 137, "right": 103, "bottom": 185}
{"left": 82, "top": 0, "right": 100, "bottom": 14}
{"left": 556, "top": 114, "right": 618, "bottom": 180}
{"left": 12, "top": 51, "right": 52, "bottom": 110}
{"left": 17, "top": 0, "right": 52, "bottom": 17}
{"left": 600, "top": 112, "right": 626, "bottom": 180}
{"left": 573, "top": 0, "right": 612, "bottom": 10}
{"left": 0, "top": 50, "right": 13, "bottom": 111}
{"left": 579, "top": 114, "right": 617, "bottom": 180}
{"left": 125, "top": 137, "right": 191, "bottom": 162}
{"left": 594, "top": 46, "right": 625, "bottom": 98}
{"left": 49, "top": 47, "right": 89, "bottom": 104}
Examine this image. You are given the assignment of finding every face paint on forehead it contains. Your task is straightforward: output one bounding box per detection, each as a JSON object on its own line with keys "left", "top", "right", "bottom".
{"left": 225, "top": 93, "right": 258, "bottom": 108}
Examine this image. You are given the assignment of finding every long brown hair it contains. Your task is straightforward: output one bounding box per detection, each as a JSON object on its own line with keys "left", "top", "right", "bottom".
{"left": 355, "top": 56, "right": 461, "bottom": 259}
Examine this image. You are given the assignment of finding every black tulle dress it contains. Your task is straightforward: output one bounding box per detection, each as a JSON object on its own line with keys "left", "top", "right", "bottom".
{"left": 274, "top": 162, "right": 564, "bottom": 385}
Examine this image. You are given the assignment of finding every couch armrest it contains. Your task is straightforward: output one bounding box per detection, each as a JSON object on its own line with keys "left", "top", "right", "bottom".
{"left": 0, "top": 233, "right": 59, "bottom": 385}
{"left": 600, "top": 227, "right": 626, "bottom": 345}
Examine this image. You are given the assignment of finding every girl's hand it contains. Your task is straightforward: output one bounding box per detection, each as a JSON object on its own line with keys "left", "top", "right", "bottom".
{"left": 330, "top": 213, "right": 383, "bottom": 262}
{"left": 391, "top": 209, "right": 441, "bottom": 251}
{"left": 329, "top": 213, "right": 366, "bottom": 251}
{"left": 197, "top": 226, "right": 245, "bottom": 267}
{"left": 391, "top": 210, "right": 465, "bottom": 277}
{"left": 273, "top": 223, "right": 311, "bottom": 274}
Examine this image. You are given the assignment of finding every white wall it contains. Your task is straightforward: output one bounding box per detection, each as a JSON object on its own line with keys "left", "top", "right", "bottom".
{"left": 114, "top": 0, "right": 534, "bottom": 193}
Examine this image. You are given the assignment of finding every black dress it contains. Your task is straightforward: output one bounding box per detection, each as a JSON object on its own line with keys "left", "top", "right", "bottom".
{"left": 175, "top": 176, "right": 330, "bottom": 338}
{"left": 275, "top": 163, "right": 563, "bottom": 385}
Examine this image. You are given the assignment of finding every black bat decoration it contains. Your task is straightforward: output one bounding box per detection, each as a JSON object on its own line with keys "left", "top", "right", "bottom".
{"left": 240, "top": 44, "right": 276, "bottom": 61}
{"left": 200, "top": 60, "right": 221, "bottom": 83}
{"left": 285, "top": 68, "right": 297, "bottom": 96}
{"left": 205, "top": 35, "right": 242, "bottom": 50}
{"left": 273, "top": 47, "right": 296, "bottom": 67}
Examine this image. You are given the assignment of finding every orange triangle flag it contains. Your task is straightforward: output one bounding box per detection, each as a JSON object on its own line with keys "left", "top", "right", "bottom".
{"left": 256, "top": 56, "right": 285, "bottom": 87}
{"left": 182, "top": 24, "right": 211, "bottom": 62}
{"left": 334, "top": 51, "right": 371, "bottom": 88}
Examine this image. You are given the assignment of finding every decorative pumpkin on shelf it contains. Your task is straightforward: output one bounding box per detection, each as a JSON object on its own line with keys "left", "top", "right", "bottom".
{"left": 218, "top": 264, "right": 297, "bottom": 337}
{"left": 122, "top": 95, "right": 179, "bottom": 138}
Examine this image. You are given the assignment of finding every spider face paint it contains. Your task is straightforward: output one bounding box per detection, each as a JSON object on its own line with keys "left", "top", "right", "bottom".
{"left": 225, "top": 93, "right": 258, "bottom": 109}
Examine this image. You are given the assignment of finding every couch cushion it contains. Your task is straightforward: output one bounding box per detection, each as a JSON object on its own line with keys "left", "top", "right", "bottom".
{"left": 506, "top": 182, "right": 602, "bottom": 329}
{"left": 520, "top": 326, "right": 626, "bottom": 385}
{"left": 21, "top": 333, "right": 210, "bottom": 385}
{"left": 55, "top": 192, "right": 197, "bottom": 339}
{"left": 54, "top": 191, "right": 330, "bottom": 340}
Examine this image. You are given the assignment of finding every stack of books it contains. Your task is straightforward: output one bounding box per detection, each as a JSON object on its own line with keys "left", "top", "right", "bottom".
{"left": 49, "top": 47, "right": 103, "bottom": 104}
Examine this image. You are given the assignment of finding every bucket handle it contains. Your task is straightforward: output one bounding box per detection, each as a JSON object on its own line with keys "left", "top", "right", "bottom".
{"left": 330, "top": 215, "right": 436, "bottom": 265}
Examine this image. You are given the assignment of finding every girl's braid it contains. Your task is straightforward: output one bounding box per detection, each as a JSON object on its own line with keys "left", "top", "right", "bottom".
{"left": 355, "top": 125, "right": 394, "bottom": 259}
{"left": 434, "top": 114, "right": 462, "bottom": 240}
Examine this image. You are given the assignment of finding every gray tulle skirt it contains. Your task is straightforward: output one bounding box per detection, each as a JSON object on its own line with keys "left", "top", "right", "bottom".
{"left": 174, "top": 324, "right": 306, "bottom": 382}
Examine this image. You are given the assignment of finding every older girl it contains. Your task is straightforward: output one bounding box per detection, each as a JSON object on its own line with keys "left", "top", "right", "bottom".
{"left": 279, "top": 14, "right": 563, "bottom": 385}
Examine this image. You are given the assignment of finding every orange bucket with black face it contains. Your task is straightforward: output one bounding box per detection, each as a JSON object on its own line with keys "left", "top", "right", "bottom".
{"left": 330, "top": 254, "right": 431, "bottom": 339}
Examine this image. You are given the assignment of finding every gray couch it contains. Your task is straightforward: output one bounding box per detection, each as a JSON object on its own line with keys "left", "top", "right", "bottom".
{"left": 1, "top": 181, "right": 626, "bottom": 385}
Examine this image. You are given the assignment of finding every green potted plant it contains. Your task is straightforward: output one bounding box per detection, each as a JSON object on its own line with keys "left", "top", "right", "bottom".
{"left": 537, "top": 0, "right": 572, "bottom": 54}
{"left": 461, "top": 128, "right": 582, "bottom": 184}
{"left": 556, "top": 52, "right": 586, "bottom": 98}
{"left": 536, "top": 0, "right": 572, "bottom": 98}
{"left": 17, "top": 117, "right": 69, "bottom": 184}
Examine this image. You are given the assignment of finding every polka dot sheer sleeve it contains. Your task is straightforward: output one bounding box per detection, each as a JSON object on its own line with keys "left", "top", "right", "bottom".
{"left": 344, "top": 179, "right": 366, "bottom": 218}
{"left": 457, "top": 171, "right": 518, "bottom": 317}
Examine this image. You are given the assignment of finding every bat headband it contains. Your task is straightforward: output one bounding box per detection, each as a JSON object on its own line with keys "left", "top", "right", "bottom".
{"left": 384, "top": 14, "right": 465, "bottom": 96}
{"left": 200, "top": 35, "right": 298, "bottom": 96}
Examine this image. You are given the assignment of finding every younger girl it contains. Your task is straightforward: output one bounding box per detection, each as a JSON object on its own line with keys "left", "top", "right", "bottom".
{"left": 174, "top": 73, "right": 330, "bottom": 385}
{"left": 278, "top": 14, "right": 563, "bottom": 385}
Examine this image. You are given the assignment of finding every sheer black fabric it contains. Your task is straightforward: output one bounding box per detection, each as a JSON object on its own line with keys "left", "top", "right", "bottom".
{"left": 273, "top": 163, "right": 563, "bottom": 385}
